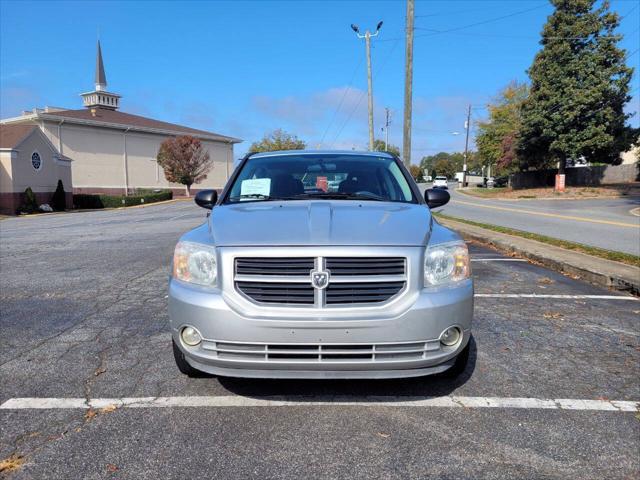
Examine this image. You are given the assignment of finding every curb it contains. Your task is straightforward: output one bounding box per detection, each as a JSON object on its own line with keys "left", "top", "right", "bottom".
{"left": 437, "top": 217, "right": 640, "bottom": 296}
{"left": 12, "top": 198, "right": 190, "bottom": 218}
{"left": 456, "top": 188, "right": 639, "bottom": 202}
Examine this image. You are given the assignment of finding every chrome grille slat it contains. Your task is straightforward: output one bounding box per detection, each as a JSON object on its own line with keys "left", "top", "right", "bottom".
{"left": 234, "top": 256, "right": 407, "bottom": 306}
{"left": 325, "top": 281, "right": 405, "bottom": 305}
{"left": 235, "top": 257, "right": 315, "bottom": 276}
{"left": 236, "top": 281, "right": 315, "bottom": 305}
{"left": 326, "top": 257, "right": 405, "bottom": 276}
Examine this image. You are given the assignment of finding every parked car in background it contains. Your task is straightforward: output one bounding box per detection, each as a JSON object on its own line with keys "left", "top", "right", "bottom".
{"left": 169, "top": 150, "right": 473, "bottom": 380}
{"left": 433, "top": 176, "right": 448, "bottom": 189}
{"left": 481, "top": 176, "right": 508, "bottom": 188}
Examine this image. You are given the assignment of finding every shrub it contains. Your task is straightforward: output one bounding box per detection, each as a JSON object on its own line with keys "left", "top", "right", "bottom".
{"left": 17, "top": 187, "right": 38, "bottom": 214}
{"left": 51, "top": 180, "right": 66, "bottom": 211}
{"left": 73, "top": 190, "right": 173, "bottom": 210}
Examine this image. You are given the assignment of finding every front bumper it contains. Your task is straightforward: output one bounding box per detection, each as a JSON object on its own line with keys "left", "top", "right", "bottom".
{"left": 169, "top": 278, "right": 473, "bottom": 379}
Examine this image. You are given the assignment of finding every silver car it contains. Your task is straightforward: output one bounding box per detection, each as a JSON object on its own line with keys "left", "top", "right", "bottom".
{"left": 169, "top": 151, "right": 473, "bottom": 379}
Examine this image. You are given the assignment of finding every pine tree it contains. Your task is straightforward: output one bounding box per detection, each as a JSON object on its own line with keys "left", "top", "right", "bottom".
{"left": 518, "top": 0, "right": 638, "bottom": 173}
{"left": 51, "top": 180, "right": 66, "bottom": 211}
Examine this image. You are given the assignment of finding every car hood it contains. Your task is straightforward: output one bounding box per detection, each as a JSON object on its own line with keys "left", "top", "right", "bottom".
{"left": 209, "top": 200, "right": 431, "bottom": 246}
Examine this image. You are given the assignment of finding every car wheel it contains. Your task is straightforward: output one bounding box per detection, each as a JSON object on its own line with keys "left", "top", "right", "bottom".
{"left": 442, "top": 337, "right": 471, "bottom": 378}
{"left": 172, "top": 339, "right": 207, "bottom": 377}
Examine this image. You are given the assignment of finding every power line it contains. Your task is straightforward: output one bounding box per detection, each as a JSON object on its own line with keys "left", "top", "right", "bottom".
{"left": 414, "top": 3, "right": 546, "bottom": 19}
{"left": 386, "top": 1, "right": 637, "bottom": 43}
{"left": 318, "top": 55, "right": 364, "bottom": 147}
{"left": 331, "top": 37, "right": 403, "bottom": 147}
{"left": 414, "top": 4, "right": 549, "bottom": 39}
{"left": 379, "top": 4, "right": 548, "bottom": 42}
{"left": 410, "top": 28, "right": 639, "bottom": 41}
{"left": 619, "top": 3, "right": 639, "bottom": 21}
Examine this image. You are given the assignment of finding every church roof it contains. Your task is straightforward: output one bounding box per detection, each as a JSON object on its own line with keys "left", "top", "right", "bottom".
{"left": 34, "top": 108, "right": 242, "bottom": 143}
{"left": 95, "top": 41, "right": 107, "bottom": 86}
{"left": 0, "top": 124, "right": 38, "bottom": 149}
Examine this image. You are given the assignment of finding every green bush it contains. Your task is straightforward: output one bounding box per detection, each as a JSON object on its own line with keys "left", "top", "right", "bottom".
{"left": 73, "top": 190, "right": 173, "bottom": 210}
{"left": 51, "top": 180, "right": 66, "bottom": 211}
{"left": 17, "top": 187, "right": 39, "bottom": 214}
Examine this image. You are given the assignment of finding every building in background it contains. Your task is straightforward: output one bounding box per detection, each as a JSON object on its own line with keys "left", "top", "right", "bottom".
{"left": 0, "top": 41, "right": 241, "bottom": 213}
{"left": 0, "top": 124, "right": 73, "bottom": 214}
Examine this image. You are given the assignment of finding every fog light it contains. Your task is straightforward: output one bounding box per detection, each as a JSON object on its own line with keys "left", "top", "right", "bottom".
{"left": 181, "top": 327, "right": 201, "bottom": 346}
{"left": 440, "top": 327, "right": 461, "bottom": 346}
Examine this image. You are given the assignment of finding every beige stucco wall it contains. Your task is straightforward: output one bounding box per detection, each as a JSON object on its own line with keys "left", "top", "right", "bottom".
{"left": 620, "top": 147, "right": 638, "bottom": 165}
{"left": 6, "top": 130, "right": 72, "bottom": 193}
{"left": 41, "top": 120, "right": 234, "bottom": 192}
{"left": 0, "top": 151, "right": 14, "bottom": 192}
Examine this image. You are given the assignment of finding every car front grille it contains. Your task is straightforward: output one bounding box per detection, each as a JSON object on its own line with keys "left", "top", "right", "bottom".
{"left": 325, "top": 281, "right": 405, "bottom": 304}
{"left": 234, "top": 256, "right": 407, "bottom": 307}
{"left": 235, "top": 281, "right": 315, "bottom": 305}
{"left": 325, "top": 257, "right": 405, "bottom": 276}
{"left": 201, "top": 339, "right": 440, "bottom": 363}
{"left": 235, "top": 257, "right": 315, "bottom": 276}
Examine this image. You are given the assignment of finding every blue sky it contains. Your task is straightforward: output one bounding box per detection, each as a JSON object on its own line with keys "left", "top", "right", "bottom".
{"left": 1, "top": 0, "right": 638, "bottom": 161}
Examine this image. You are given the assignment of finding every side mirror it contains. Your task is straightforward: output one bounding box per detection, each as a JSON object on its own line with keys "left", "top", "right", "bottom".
{"left": 194, "top": 189, "right": 217, "bottom": 210}
{"left": 425, "top": 188, "right": 450, "bottom": 209}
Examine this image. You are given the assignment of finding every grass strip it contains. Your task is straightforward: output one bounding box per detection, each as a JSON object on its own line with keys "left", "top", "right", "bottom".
{"left": 433, "top": 212, "right": 640, "bottom": 267}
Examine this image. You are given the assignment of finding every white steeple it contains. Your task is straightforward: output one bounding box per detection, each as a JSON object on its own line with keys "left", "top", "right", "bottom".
{"left": 81, "top": 41, "right": 121, "bottom": 110}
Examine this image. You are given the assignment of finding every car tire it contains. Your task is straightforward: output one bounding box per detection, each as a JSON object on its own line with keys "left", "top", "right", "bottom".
{"left": 442, "top": 337, "right": 471, "bottom": 378}
{"left": 172, "top": 339, "right": 207, "bottom": 377}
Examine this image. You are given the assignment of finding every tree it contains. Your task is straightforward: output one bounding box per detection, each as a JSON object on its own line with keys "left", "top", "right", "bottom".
{"left": 476, "top": 81, "right": 529, "bottom": 174}
{"left": 50, "top": 179, "right": 66, "bottom": 211}
{"left": 408, "top": 164, "right": 424, "bottom": 182}
{"left": 18, "top": 187, "right": 38, "bottom": 214}
{"left": 433, "top": 158, "right": 458, "bottom": 179}
{"left": 420, "top": 152, "right": 465, "bottom": 178}
{"left": 518, "top": 0, "right": 638, "bottom": 173}
{"left": 249, "top": 129, "right": 306, "bottom": 152}
{"left": 157, "top": 135, "right": 212, "bottom": 196}
{"left": 372, "top": 139, "right": 401, "bottom": 157}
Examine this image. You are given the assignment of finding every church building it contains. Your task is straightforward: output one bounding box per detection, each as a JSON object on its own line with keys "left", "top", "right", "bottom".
{"left": 0, "top": 42, "right": 241, "bottom": 214}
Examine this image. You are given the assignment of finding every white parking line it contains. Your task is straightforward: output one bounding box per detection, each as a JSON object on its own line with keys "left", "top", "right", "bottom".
{"left": 0, "top": 396, "right": 637, "bottom": 412}
{"left": 475, "top": 294, "right": 638, "bottom": 301}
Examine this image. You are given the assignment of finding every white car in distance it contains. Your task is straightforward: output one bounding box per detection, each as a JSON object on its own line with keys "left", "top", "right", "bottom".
{"left": 432, "top": 176, "right": 448, "bottom": 189}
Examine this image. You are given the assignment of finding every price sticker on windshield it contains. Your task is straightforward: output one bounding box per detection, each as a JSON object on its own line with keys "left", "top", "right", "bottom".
{"left": 316, "top": 176, "right": 328, "bottom": 192}
{"left": 240, "top": 178, "right": 271, "bottom": 199}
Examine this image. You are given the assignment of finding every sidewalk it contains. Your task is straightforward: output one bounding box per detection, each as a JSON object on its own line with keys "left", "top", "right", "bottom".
{"left": 437, "top": 217, "right": 640, "bottom": 295}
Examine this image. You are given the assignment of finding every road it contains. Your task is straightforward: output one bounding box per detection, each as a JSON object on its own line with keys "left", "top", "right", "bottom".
{"left": 421, "top": 183, "right": 640, "bottom": 256}
{"left": 0, "top": 201, "right": 639, "bottom": 479}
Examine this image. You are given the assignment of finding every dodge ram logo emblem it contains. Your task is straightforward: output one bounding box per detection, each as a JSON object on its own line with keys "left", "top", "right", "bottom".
{"left": 311, "top": 270, "right": 330, "bottom": 289}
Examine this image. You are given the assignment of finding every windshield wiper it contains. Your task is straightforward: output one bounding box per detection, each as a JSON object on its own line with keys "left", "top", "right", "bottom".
{"left": 228, "top": 193, "right": 273, "bottom": 201}
{"left": 288, "top": 192, "right": 384, "bottom": 201}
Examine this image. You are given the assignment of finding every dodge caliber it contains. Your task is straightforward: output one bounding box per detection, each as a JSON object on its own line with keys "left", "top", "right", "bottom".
{"left": 169, "top": 151, "right": 473, "bottom": 379}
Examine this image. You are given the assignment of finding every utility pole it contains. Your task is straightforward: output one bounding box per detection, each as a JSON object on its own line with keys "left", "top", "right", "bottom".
{"left": 402, "top": 0, "right": 414, "bottom": 167}
{"left": 384, "top": 107, "right": 390, "bottom": 151}
{"left": 351, "top": 21, "right": 383, "bottom": 151}
{"left": 462, "top": 104, "right": 471, "bottom": 187}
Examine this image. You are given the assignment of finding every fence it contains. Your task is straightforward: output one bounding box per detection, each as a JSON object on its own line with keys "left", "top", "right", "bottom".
{"left": 509, "top": 163, "right": 639, "bottom": 189}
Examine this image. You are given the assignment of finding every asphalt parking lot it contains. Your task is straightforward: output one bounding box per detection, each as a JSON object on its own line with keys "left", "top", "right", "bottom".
{"left": 1, "top": 201, "right": 638, "bottom": 479}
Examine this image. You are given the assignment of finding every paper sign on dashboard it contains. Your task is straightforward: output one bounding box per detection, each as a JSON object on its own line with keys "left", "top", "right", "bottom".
{"left": 240, "top": 178, "right": 271, "bottom": 199}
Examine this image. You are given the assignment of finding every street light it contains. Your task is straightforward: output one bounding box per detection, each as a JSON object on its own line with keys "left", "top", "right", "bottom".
{"left": 351, "top": 20, "right": 383, "bottom": 151}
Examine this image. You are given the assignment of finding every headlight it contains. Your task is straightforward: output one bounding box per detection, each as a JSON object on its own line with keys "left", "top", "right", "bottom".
{"left": 424, "top": 241, "right": 470, "bottom": 287}
{"left": 173, "top": 241, "right": 217, "bottom": 287}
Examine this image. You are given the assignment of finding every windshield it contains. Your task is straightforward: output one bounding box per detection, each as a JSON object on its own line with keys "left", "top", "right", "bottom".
{"left": 225, "top": 154, "right": 416, "bottom": 204}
